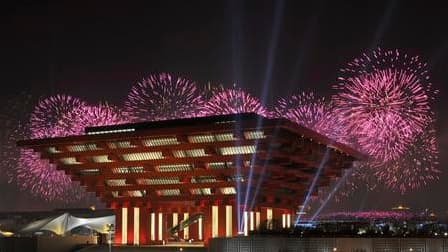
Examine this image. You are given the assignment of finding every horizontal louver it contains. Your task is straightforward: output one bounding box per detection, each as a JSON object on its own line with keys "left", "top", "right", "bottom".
{"left": 219, "top": 145, "right": 256, "bottom": 155}
{"left": 137, "top": 178, "right": 180, "bottom": 185}
{"left": 68, "top": 143, "right": 100, "bottom": 152}
{"left": 122, "top": 152, "right": 163, "bottom": 161}
{"left": 142, "top": 137, "right": 179, "bottom": 146}
{"left": 112, "top": 166, "right": 144, "bottom": 174}
{"left": 157, "top": 164, "right": 191, "bottom": 172}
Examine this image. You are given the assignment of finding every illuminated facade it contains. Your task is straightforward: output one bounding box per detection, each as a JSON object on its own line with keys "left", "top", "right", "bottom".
{"left": 18, "top": 113, "right": 364, "bottom": 245}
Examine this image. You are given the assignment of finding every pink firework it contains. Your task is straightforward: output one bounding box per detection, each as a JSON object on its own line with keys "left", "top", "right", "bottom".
{"left": 203, "top": 88, "right": 268, "bottom": 116}
{"left": 62, "top": 103, "right": 128, "bottom": 135}
{"left": 375, "top": 123, "right": 440, "bottom": 193}
{"left": 124, "top": 73, "right": 204, "bottom": 122}
{"left": 30, "top": 94, "right": 87, "bottom": 138}
{"left": 276, "top": 92, "right": 329, "bottom": 131}
{"left": 275, "top": 92, "right": 348, "bottom": 143}
{"left": 16, "top": 149, "right": 86, "bottom": 202}
{"left": 333, "top": 49, "right": 436, "bottom": 161}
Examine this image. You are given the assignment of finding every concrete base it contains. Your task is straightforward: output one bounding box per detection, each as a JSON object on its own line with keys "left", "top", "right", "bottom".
{"left": 208, "top": 236, "right": 448, "bottom": 252}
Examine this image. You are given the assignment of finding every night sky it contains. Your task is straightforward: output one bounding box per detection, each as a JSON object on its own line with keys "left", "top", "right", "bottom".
{"left": 1, "top": 1, "right": 448, "bottom": 214}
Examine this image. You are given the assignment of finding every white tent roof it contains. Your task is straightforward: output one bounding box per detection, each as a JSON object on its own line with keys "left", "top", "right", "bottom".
{"left": 21, "top": 213, "right": 114, "bottom": 235}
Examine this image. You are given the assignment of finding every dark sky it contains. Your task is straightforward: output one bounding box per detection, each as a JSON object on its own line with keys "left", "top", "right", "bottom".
{"left": 1, "top": 0, "right": 448, "bottom": 213}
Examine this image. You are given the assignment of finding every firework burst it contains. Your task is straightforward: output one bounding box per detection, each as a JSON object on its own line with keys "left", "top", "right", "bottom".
{"left": 376, "top": 123, "right": 440, "bottom": 193}
{"left": 124, "top": 73, "right": 204, "bottom": 122}
{"left": 0, "top": 93, "right": 34, "bottom": 183}
{"left": 333, "top": 49, "right": 436, "bottom": 162}
{"left": 16, "top": 149, "right": 86, "bottom": 202}
{"left": 62, "top": 103, "right": 128, "bottom": 135}
{"left": 275, "top": 92, "right": 349, "bottom": 143}
{"left": 30, "top": 94, "right": 86, "bottom": 139}
{"left": 203, "top": 88, "right": 268, "bottom": 116}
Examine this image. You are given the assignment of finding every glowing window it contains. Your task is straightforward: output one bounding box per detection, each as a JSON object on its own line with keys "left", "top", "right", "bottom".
{"left": 173, "top": 149, "right": 208, "bottom": 158}
{"left": 190, "top": 188, "right": 212, "bottom": 195}
{"left": 244, "top": 130, "right": 266, "bottom": 140}
{"left": 108, "top": 141, "right": 136, "bottom": 149}
{"left": 142, "top": 137, "right": 179, "bottom": 146}
{"left": 220, "top": 187, "right": 237, "bottom": 195}
{"left": 122, "top": 152, "right": 163, "bottom": 161}
{"left": 208, "top": 162, "right": 233, "bottom": 169}
{"left": 106, "top": 179, "right": 128, "bottom": 186}
{"left": 91, "top": 155, "right": 112, "bottom": 163}
{"left": 127, "top": 190, "right": 145, "bottom": 197}
{"left": 78, "top": 169, "right": 100, "bottom": 176}
{"left": 137, "top": 178, "right": 180, "bottom": 185}
{"left": 157, "top": 164, "right": 191, "bottom": 172}
{"left": 112, "top": 166, "right": 144, "bottom": 174}
{"left": 215, "top": 133, "right": 235, "bottom": 141}
{"left": 227, "top": 175, "right": 245, "bottom": 182}
{"left": 219, "top": 145, "right": 256, "bottom": 155}
{"left": 188, "top": 133, "right": 236, "bottom": 143}
{"left": 158, "top": 189, "right": 181, "bottom": 196}
{"left": 188, "top": 135, "right": 214, "bottom": 143}
{"left": 68, "top": 143, "right": 101, "bottom": 152}
{"left": 60, "top": 157, "right": 81, "bottom": 165}
{"left": 191, "top": 176, "right": 216, "bottom": 183}
{"left": 47, "top": 147, "right": 61, "bottom": 154}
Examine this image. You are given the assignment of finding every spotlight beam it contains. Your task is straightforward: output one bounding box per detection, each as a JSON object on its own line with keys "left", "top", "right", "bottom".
{"left": 295, "top": 146, "right": 330, "bottom": 224}
{"left": 242, "top": 0, "right": 285, "bottom": 220}
{"left": 309, "top": 169, "right": 352, "bottom": 222}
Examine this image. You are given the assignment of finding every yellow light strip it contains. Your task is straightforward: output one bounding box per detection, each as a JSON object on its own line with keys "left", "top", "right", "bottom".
{"left": 243, "top": 211, "right": 248, "bottom": 236}
{"left": 250, "top": 211, "right": 255, "bottom": 231}
{"left": 212, "top": 206, "right": 219, "bottom": 238}
{"left": 198, "top": 216, "right": 203, "bottom": 240}
{"left": 172, "top": 213, "right": 178, "bottom": 236}
{"left": 150, "top": 213, "right": 155, "bottom": 241}
{"left": 134, "top": 208, "right": 139, "bottom": 245}
{"left": 158, "top": 213, "right": 163, "bottom": 241}
{"left": 183, "top": 213, "right": 189, "bottom": 240}
{"left": 256, "top": 212, "right": 261, "bottom": 230}
{"left": 226, "top": 205, "right": 232, "bottom": 237}
{"left": 122, "top": 208, "right": 128, "bottom": 244}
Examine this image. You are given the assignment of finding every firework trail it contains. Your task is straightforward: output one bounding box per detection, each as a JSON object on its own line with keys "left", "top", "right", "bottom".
{"left": 203, "top": 88, "right": 268, "bottom": 116}
{"left": 124, "top": 73, "right": 204, "bottom": 122}
{"left": 62, "top": 103, "right": 128, "bottom": 135}
{"left": 30, "top": 94, "right": 87, "bottom": 139}
{"left": 201, "top": 82, "right": 225, "bottom": 101}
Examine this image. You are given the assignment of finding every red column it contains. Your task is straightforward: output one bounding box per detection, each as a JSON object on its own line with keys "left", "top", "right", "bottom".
{"left": 189, "top": 211, "right": 198, "bottom": 241}
{"left": 139, "top": 207, "right": 149, "bottom": 245}
{"left": 232, "top": 204, "right": 238, "bottom": 236}
{"left": 178, "top": 211, "right": 185, "bottom": 240}
{"left": 203, "top": 206, "right": 212, "bottom": 245}
{"left": 166, "top": 211, "right": 173, "bottom": 241}
{"left": 127, "top": 207, "right": 134, "bottom": 245}
{"left": 260, "top": 207, "right": 267, "bottom": 230}
{"left": 218, "top": 205, "right": 226, "bottom": 237}
{"left": 114, "top": 208, "right": 122, "bottom": 244}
